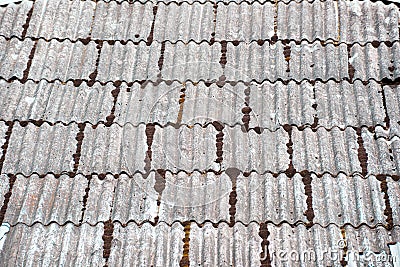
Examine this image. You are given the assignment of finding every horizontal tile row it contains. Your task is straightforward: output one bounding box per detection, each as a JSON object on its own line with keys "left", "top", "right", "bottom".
{"left": 2, "top": 37, "right": 399, "bottom": 83}
{"left": 5, "top": 122, "right": 400, "bottom": 175}
{"left": 1, "top": 0, "right": 398, "bottom": 43}
{"left": 0, "top": 80, "right": 113, "bottom": 124}
{"left": 2, "top": 172, "right": 399, "bottom": 226}
{"left": 0, "top": 79, "right": 388, "bottom": 130}
{"left": 1, "top": 222, "right": 399, "bottom": 267}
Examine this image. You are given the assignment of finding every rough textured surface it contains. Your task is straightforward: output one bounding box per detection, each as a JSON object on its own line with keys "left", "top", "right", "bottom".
{"left": 0, "top": 0, "right": 399, "bottom": 265}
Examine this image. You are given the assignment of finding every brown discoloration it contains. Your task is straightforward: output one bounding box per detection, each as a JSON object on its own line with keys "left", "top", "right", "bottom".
{"left": 356, "top": 128, "right": 368, "bottom": 177}
{"left": 87, "top": 41, "right": 103, "bottom": 87}
{"left": 283, "top": 124, "right": 296, "bottom": 178}
{"left": 219, "top": 41, "right": 228, "bottom": 68}
{"left": 241, "top": 86, "right": 252, "bottom": 132}
{"left": 158, "top": 41, "right": 166, "bottom": 71}
{"left": 154, "top": 169, "right": 166, "bottom": 207}
{"left": 146, "top": 6, "right": 158, "bottom": 45}
{"left": 0, "top": 122, "right": 13, "bottom": 173}
{"left": 0, "top": 174, "right": 16, "bottom": 225}
{"left": 213, "top": 121, "right": 224, "bottom": 165}
{"left": 102, "top": 219, "right": 114, "bottom": 266}
{"left": 339, "top": 227, "right": 348, "bottom": 267}
{"left": 283, "top": 45, "right": 291, "bottom": 72}
{"left": 376, "top": 174, "right": 394, "bottom": 230}
{"left": 105, "top": 86, "right": 121, "bottom": 127}
{"left": 79, "top": 175, "right": 92, "bottom": 225}
{"left": 210, "top": 3, "right": 218, "bottom": 44}
{"left": 21, "top": 40, "right": 38, "bottom": 83}
{"left": 379, "top": 87, "right": 391, "bottom": 129}
{"left": 176, "top": 84, "right": 186, "bottom": 126}
{"left": 73, "top": 123, "right": 86, "bottom": 173}
{"left": 259, "top": 222, "right": 272, "bottom": 267}
{"left": 226, "top": 168, "right": 240, "bottom": 226}
{"left": 179, "top": 222, "right": 191, "bottom": 267}
{"left": 21, "top": 2, "right": 34, "bottom": 38}
{"left": 301, "top": 171, "right": 314, "bottom": 226}
{"left": 144, "top": 123, "right": 156, "bottom": 174}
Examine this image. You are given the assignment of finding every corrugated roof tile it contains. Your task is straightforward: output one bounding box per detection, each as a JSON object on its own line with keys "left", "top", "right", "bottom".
{"left": 0, "top": 37, "right": 34, "bottom": 80}
{"left": 161, "top": 42, "right": 223, "bottom": 82}
{"left": 339, "top": 0, "right": 399, "bottom": 44}
{"left": 3, "top": 123, "right": 78, "bottom": 175}
{"left": 350, "top": 42, "right": 400, "bottom": 81}
{"left": 154, "top": 2, "right": 214, "bottom": 42}
{"left": 312, "top": 173, "right": 386, "bottom": 227}
{"left": 0, "top": 1, "right": 32, "bottom": 38}
{"left": 29, "top": 39, "right": 98, "bottom": 81}
{"left": 91, "top": 1, "right": 154, "bottom": 42}
{"left": 225, "top": 42, "right": 349, "bottom": 82}
{"left": 79, "top": 124, "right": 147, "bottom": 174}
{"left": 97, "top": 41, "right": 160, "bottom": 83}
{"left": 152, "top": 125, "right": 219, "bottom": 172}
{"left": 236, "top": 172, "right": 308, "bottom": 224}
{"left": 189, "top": 222, "right": 262, "bottom": 267}
{"left": 26, "top": 0, "right": 95, "bottom": 40}
{"left": 223, "top": 126, "right": 289, "bottom": 173}
{"left": 277, "top": 0, "right": 339, "bottom": 41}
{"left": 0, "top": 223, "right": 105, "bottom": 267}
{"left": 0, "top": 80, "right": 113, "bottom": 124}
{"left": 315, "top": 80, "right": 386, "bottom": 128}
{"left": 114, "top": 82, "right": 181, "bottom": 126}
{"left": 215, "top": 2, "right": 275, "bottom": 41}
{"left": 109, "top": 222, "right": 184, "bottom": 267}
{"left": 383, "top": 85, "right": 400, "bottom": 138}
{"left": 4, "top": 174, "right": 87, "bottom": 225}
{"left": 83, "top": 173, "right": 158, "bottom": 224}
{"left": 158, "top": 171, "right": 231, "bottom": 223}
{"left": 361, "top": 128, "right": 398, "bottom": 176}
{"left": 292, "top": 127, "right": 361, "bottom": 175}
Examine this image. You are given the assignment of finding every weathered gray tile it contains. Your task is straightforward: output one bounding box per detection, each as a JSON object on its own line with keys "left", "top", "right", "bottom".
{"left": 158, "top": 171, "right": 231, "bottom": 223}
{"left": 3, "top": 123, "right": 78, "bottom": 175}
{"left": 0, "top": 223, "right": 105, "bottom": 267}
{"left": 236, "top": 173, "right": 307, "bottom": 224}
{"left": 83, "top": 173, "right": 158, "bottom": 224}
{"left": 109, "top": 222, "right": 184, "bottom": 267}
{"left": 26, "top": 0, "right": 95, "bottom": 39}
{"left": 292, "top": 127, "right": 361, "bottom": 175}
{"left": 312, "top": 173, "right": 386, "bottom": 227}
{"left": 0, "top": 80, "right": 113, "bottom": 124}
{"left": 29, "top": 39, "right": 98, "bottom": 81}
{"left": 4, "top": 174, "right": 87, "bottom": 225}
{"left": 154, "top": 2, "right": 214, "bottom": 42}
{"left": 161, "top": 42, "right": 223, "bottom": 82}
{"left": 189, "top": 222, "right": 262, "bottom": 267}
{"left": 225, "top": 42, "right": 348, "bottom": 82}
{"left": 0, "top": 1, "right": 32, "bottom": 38}
{"left": 362, "top": 128, "right": 399, "bottom": 176}
{"left": 223, "top": 126, "right": 289, "bottom": 173}
{"left": 0, "top": 37, "right": 33, "bottom": 80}
{"left": 339, "top": 0, "right": 399, "bottom": 44}
{"left": 152, "top": 125, "right": 219, "bottom": 172}
{"left": 383, "top": 85, "right": 400, "bottom": 138}
{"left": 215, "top": 2, "right": 275, "bottom": 41}
{"left": 114, "top": 82, "right": 181, "bottom": 126}
{"left": 350, "top": 42, "right": 400, "bottom": 81}
{"left": 277, "top": 0, "right": 339, "bottom": 41}
{"left": 91, "top": 1, "right": 154, "bottom": 41}
{"left": 97, "top": 42, "right": 160, "bottom": 82}
{"left": 79, "top": 124, "right": 147, "bottom": 174}
{"left": 315, "top": 80, "right": 386, "bottom": 128}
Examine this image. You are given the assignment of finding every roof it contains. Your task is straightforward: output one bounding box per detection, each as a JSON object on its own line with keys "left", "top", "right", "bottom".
{"left": 0, "top": 0, "right": 400, "bottom": 266}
